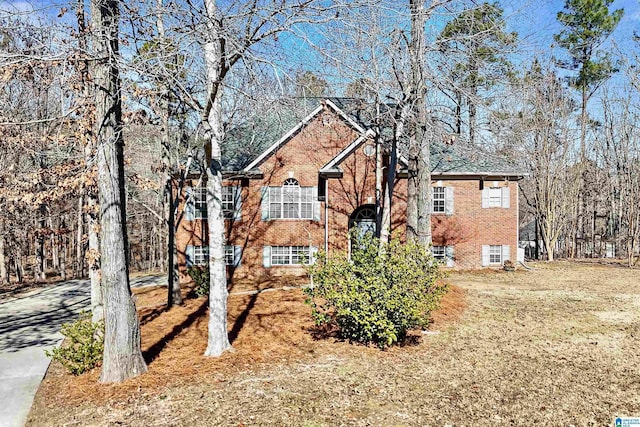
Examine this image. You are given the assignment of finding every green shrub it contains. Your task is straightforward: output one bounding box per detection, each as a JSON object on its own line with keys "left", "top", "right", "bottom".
{"left": 305, "top": 233, "right": 448, "bottom": 349}
{"left": 187, "top": 266, "right": 209, "bottom": 297}
{"left": 45, "top": 311, "right": 104, "bottom": 375}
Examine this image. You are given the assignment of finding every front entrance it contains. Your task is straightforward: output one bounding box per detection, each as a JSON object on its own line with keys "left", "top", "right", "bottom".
{"left": 348, "top": 205, "right": 377, "bottom": 252}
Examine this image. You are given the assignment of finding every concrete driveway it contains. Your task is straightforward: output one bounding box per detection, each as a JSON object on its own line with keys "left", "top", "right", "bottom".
{"left": 0, "top": 274, "right": 164, "bottom": 427}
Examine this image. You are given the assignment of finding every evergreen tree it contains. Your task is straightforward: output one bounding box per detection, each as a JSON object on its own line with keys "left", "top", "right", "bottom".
{"left": 554, "top": 0, "right": 624, "bottom": 160}
{"left": 438, "top": 2, "right": 516, "bottom": 145}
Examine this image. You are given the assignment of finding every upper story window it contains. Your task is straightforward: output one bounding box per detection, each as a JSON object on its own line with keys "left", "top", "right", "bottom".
{"left": 488, "top": 187, "right": 502, "bottom": 208}
{"left": 431, "top": 186, "right": 454, "bottom": 215}
{"left": 262, "top": 179, "right": 318, "bottom": 221}
{"left": 481, "top": 185, "right": 510, "bottom": 209}
{"left": 194, "top": 187, "right": 207, "bottom": 219}
{"left": 186, "top": 184, "right": 242, "bottom": 221}
{"left": 433, "top": 187, "right": 446, "bottom": 213}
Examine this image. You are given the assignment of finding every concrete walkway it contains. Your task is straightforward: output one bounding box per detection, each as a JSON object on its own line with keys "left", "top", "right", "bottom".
{"left": 0, "top": 274, "right": 164, "bottom": 427}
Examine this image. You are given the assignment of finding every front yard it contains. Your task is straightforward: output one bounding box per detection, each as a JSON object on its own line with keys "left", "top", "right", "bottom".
{"left": 28, "top": 261, "right": 640, "bottom": 426}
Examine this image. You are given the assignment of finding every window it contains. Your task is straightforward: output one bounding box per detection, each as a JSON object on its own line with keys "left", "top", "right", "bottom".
{"left": 489, "top": 245, "right": 502, "bottom": 264}
{"left": 224, "top": 245, "right": 234, "bottom": 266}
{"left": 488, "top": 187, "right": 502, "bottom": 208}
{"left": 264, "top": 179, "right": 317, "bottom": 220}
{"left": 187, "top": 185, "right": 241, "bottom": 221}
{"left": 431, "top": 186, "right": 453, "bottom": 214}
{"left": 266, "top": 246, "right": 315, "bottom": 266}
{"left": 482, "top": 245, "right": 510, "bottom": 266}
{"left": 193, "top": 246, "right": 209, "bottom": 266}
{"left": 432, "top": 245, "right": 454, "bottom": 267}
{"left": 482, "top": 186, "right": 510, "bottom": 209}
{"left": 221, "top": 187, "right": 237, "bottom": 219}
{"left": 194, "top": 187, "right": 207, "bottom": 219}
{"left": 433, "top": 187, "right": 445, "bottom": 213}
{"left": 432, "top": 246, "right": 446, "bottom": 261}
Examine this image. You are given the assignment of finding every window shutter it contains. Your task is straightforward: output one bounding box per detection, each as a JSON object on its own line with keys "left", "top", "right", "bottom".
{"left": 445, "top": 246, "right": 455, "bottom": 267}
{"left": 502, "top": 245, "right": 511, "bottom": 262}
{"left": 445, "top": 187, "right": 454, "bottom": 215}
{"left": 233, "top": 186, "right": 242, "bottom": 221}
{"left": 185, "top": 245, "right": 194, "bottom": 267}
{"left": 310, "top": 246, "right": 318, "bottom": 264}
{"left": 260, "top": 187, "right": 270, "bottom": 221}
{"left": 184, "top": 187, "right": 195, "bottom": 220}
{"left": 233, "top": 245, "right": 242, "bottom": 267}
{"left": 481, "top": 188, "right": 489, "bottom": 208}
{"left": 501, "top": 187, "right": 510, "bottom": 209}
{"left": 481, "top": 245, "right": 490, "bottom": 266}
{"left": 313, "top": 187, "right": 321, "bottom": 221}
{"left": 430, "top": 187, "right": 434, "bottom": 213}
{"left": 263, "top": 246, "right": 271, "bottom": 267}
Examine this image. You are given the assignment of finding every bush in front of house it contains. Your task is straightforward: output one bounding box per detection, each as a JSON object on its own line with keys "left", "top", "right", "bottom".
{"left": 187, "top": 266, "right": 209, "bottom": 297}
{"left": 45, "top": 311, "right": 104, "bottom": 375}
{"left": 305, "top": 233, "right": 448, "bottom": 349}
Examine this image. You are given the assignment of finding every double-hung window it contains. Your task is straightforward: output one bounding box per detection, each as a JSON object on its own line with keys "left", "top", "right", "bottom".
{"left": 263, "top": 245, "right": 317, "bottom": 267}
{"left": 432, "top": 245, "right": 446, "bottom": 261}
{"left": 431, "top": 186, "right": 453, "bottom": 214}
{"left": 488, "top": 187, "right": 502, "bottom": 208}
{"left": 194, "top": 187, "right": 207, "bottom": 219}
{"left": 263, "top": 179, "right": 317, "bottom": 220}
{"left": 185, "top": 245, "right": 208, "bottom": 266}
{"left": 489, "top": 245, "right": 502, "bottom": 264}
{"left": 482, "top": 245, "right": 511, "bottom": 266}
{"left": 432, "top": 245, "right": 455, "bottom": 267}
{"left": 481, "top": 185, "right": 510, "bottom": 209}
{"left": 433, "top": 187, "right": 446, "bottom": 213}
{"left": 271, "top": 246, "right": 311, "bottom": 265}
{"left": 186, "top": 184, "right": 241, "bottom": 221}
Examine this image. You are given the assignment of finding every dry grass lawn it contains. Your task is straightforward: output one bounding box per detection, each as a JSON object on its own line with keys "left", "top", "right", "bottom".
{"left": 27, "top": 261, "right": 640, "bottom": 426}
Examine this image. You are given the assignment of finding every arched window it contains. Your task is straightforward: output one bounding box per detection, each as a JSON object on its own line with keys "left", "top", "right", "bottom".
{"left": 267, "top": 178, "right": 315, "bottom": 219}
{"left": 349, "top": 204, "right": 377, "bottom": 237}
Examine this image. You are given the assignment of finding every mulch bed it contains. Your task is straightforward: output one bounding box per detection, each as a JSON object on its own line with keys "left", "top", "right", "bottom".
{"left": 30, "top": 280, "right": 465, "bottom": 411}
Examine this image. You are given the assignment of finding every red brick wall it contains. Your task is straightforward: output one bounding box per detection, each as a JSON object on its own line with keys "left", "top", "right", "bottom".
{"left": 175, "top": 105, "right": 520, "bottom": 287}
{"left": 429, "top": 179, "right": 518, "bottom": 269}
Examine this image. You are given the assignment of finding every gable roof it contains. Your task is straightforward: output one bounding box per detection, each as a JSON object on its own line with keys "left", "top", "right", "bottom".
{"left": 217, "top": 97, "right": 525, "bottom": 179}
{"left": 240, "top": 97, "right": 367, "bottom": 172}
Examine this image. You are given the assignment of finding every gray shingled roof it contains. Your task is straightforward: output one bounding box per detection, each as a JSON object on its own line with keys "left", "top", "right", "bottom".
{"left": 430, "top": 141, "right": 524, "bottom": 176}
{"left": 185, "top": 97, "right": 524, "bottom": 178}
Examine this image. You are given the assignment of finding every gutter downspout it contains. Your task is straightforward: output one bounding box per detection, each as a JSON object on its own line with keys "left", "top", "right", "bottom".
{"left": 324, "top": 178, "right": 329, "bottom": 256}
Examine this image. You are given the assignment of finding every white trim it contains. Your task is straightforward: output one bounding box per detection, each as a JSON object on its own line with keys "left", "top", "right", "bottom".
{"left": 319, "top": 129, "right": 376, "bottom": 173}
{"left": 242, "top": 105, "right": 324, "bottom": 172}
{"left": 324, "top": 99, "right": 367, "bottom": 134}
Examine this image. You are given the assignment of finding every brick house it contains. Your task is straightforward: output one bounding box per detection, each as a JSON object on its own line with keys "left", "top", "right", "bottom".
{"left": 175, "top": 98, "right": 525, "bottom": 285}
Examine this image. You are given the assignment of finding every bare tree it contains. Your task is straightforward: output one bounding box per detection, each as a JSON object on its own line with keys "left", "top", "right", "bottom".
{"left": 90, "top": 0, "right": 147, "bottom": 382}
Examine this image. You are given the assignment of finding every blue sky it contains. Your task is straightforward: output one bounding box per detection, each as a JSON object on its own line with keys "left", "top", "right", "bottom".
{"left": 503, "top": 0, "right": 639, "bottom": 57}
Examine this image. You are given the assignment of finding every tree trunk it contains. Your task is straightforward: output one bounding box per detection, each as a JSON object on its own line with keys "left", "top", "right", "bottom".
{"left": 408, "top": 0, "right": 432, "bottom": 246}
{"left": 91, "top": 0, "right": 147, "bottom": 383}
{"left": 0, "top": 232, "right": 6, "bottom": 286}
{"left": 60, "top": 234, "right": 67, "bottom": 281}
{"left": 36, "top": 205, "right": 46, "bottom": 282}
{"left": 78, "top": 0, "right": 103, "bottom": 322}
{"left": 203, "top": 0, "right": 232, "bottom": 357}
{"left": 15, "top": 246, "right": 23, "bottom": 283}
{"left": 455, "top": 88, "right": 462, "bottom": 135}
{"left": 76, "top": 195, "right": 84, "bottom": 278}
